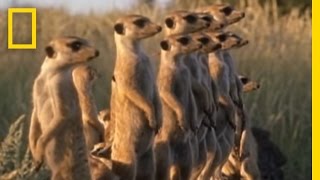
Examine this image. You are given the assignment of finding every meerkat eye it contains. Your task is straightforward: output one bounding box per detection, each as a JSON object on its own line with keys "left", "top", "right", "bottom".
{"left": 184, "top": 15, "right": 197, "bottom": 24}
{"left": 177, "top": 37, "right": 190, "bottom": 46}
{"left": 198, "top": 37, "right": 210, "bottom": 45}
{"left": 133, "top": 19, "right": 146, "bottom": 28}
{"left": 165, "top": 18, "right": 175, "bottom": 28}
{"left": 240, "top": 77, "right": 249, "bottom": 84}
{"left": 201, "top": 16, "right": 212, "bottom": 23}
{"left": 220, "top": 6, "right": 233, "bottom": 16}
{"left": 69, "top": 41, "right": 82, "bottom": 52}
{"left": 216, "top": 34, "right": 227, "bottom": 42}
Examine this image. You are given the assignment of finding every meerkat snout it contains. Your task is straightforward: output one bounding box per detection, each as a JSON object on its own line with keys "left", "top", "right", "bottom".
{"left": 212, "top": 43, "right": 222, "bottom": 51}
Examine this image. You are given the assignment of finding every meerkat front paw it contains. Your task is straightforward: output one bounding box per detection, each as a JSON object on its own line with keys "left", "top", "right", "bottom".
{"left": 146, "top": 108, "right": 157, "bottom": 131}
{"left": 33, "top": 138, "right": 45, "bottom": 169}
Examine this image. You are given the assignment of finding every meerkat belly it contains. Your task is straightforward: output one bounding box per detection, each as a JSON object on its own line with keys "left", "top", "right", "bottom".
{"left": 113, "top": 91, "right": 154, "bottom": 154}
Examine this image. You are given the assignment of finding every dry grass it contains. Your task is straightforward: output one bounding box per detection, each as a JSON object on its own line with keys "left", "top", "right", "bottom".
{"left": 0, "top": 0, "right": 311, "bottom": 179}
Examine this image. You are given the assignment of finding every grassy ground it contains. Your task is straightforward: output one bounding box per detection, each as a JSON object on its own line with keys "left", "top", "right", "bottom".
{"left": 0, "top": 0, "right": 311, "bottom": 179}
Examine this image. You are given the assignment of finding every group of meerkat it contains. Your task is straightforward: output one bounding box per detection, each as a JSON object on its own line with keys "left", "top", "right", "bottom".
{"left": 29, "top": 3, "right": 262, "bottom": 180}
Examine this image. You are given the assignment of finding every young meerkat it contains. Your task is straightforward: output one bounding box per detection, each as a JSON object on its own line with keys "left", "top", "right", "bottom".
{"left": 111, "top": 14, "right": 162, "bottom": 180}
{"left": 89, "top": 144, "right": 119, "bottom": 180}
{"left": 238, "top": 75, "right": 260, "bottom": 93}
{"left": 73, "top": 64, "right": 105, "bottom": 151}
{"left": 221, "top": 77, "right": 261, "bottom": 180}
{"left": 155, "top": 34, "right": 202, "bottom": 180}
{"left": 29, "top": 36, "right": 99, "bottom": 180}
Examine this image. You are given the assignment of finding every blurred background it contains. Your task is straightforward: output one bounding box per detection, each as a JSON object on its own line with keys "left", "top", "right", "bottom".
{"left": 0, "top": 0, "right": 311, "bottom": 179}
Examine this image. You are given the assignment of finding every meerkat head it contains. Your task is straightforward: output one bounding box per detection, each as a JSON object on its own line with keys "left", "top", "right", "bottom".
{"left": 114, "top": 15, "right": 162, "bottom": 40}
{"left": 204, "top": 31, "right": 248, "bottom": 50}
{"left": 190, "top": 32, "right": 222, "bottom": 54}
{"left": 160, "top": 34, "right": 202, "bottom": 57}
{"left": 164, "top": 10, "right": 210, "bottom": 36}
{"left": 196, "top": 4, "right": 245, "bottom": 27}
{"left": 73, "top": 65, "right": 99, "bottom": 92}
{"left": 239, "top": 75, "right": 260, "bottom": 93}
{"left": 196, "top": 12, "right": 224, "bottom": 31}
{"left": 44, "top": 36, "right": 99, "bottom": 67}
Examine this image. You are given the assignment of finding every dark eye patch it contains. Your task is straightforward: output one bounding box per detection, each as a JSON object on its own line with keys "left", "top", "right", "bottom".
{"left": 68, "top": 41, "right": 82, "bottom": 52}
{"left": 183, "top": 15, "right": 197, "bottom": 24}
{"left": 220, "top": 6, "right": 233, "bottom": 16}
{"left": 198, "top": 37, "right": 210, "bottom": 45}
{"left": 177, "top": 37, "right": 190, "bottom": 45}
{"left": 133, "top": 19, "right": 146, "bottom": 28}
{"left": 216, "top": 34, "right": 227, "bottom": 42}
{"left": 201, "top": 16, "right": 212, "bottom": 23}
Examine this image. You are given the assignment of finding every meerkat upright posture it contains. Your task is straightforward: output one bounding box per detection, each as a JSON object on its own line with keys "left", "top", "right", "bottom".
{"left": 29, "top": 36, "right": 99, "bottom": 180}
{"left": 201, "top": 31, "right": 249, "bottom": 179}
{"left": 188, "top": 32, "right": 222, "bottom": 180}
{"left": 73, "top": 64, "right": 105, "bottom": 151}
{"left": 111, "top": 15, "right": 162, "bottom": 180}
{"left": 156, "top": 34, "right": 202, "bottom": 180}
{"left": 221, "top": 77, "right": 261, "bottom": 180}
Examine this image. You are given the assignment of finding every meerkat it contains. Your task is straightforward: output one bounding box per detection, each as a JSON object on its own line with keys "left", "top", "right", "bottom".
{"left": 29, "top": 36, "right": 99, "bottom": 180}
{"left": 89, "top": 144, "right": 119, "bottom": 180}
{"left": 238, "top": 75, "right": 260, "bottom": 93}
{"left": 98, "top": 108, "right": 115, "bottom": 147}
{"left": 155, "top": 34, "right": 202, "bottom": 180}
{"left": 111, "top": 14, "right": 162, "bottom": 180}
{"left": 187, "top": 32, "right": 222, "bottom": 180}
{"left": 221, "top": 76, "right": 261, "bottom": 180}
{"left": 164, "top": 10, "right": 211, "bottom": 36}
{"left": 73, "top": 64, "right": 105, "bottom": 151}
{"left": 195, "top": 4, "right": 245, "bottom": 28}
{"left": 201, "top": 31, "right": 248, "bottom": 179}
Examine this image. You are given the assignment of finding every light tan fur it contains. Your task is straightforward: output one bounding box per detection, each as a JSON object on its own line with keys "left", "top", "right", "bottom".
{"left": 98, "top": 109, "right": 115, "bottom": 147}
{"left": 164, "top": 10, "right": 210, "bottom": 36}
{"left": 155, "top": 34, "right": 202, "bottom": 180}
{"left": 111, "top": 14, "right": 162, "bottom": 180}
{"left": 238, "top": 75, "right": 260, "bottom": 93}
{"left": 73, "top": 64, "right": 104, "bottom": 151}
{"left": 195, "top": 4, "right": 245, "bottom": 28}
{"left": 29, "top": 36, "right": 99, "bottom": 180}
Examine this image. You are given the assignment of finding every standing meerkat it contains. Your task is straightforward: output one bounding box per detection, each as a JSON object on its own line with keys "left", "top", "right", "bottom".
{"left": 73, "top": 64, "right": 105, "bottom": 151}
{"left": 221, "top": 77, "right": 261, "bottom": 180}
{"left": 155, "top": 34, "right": 202, "bottom": 180}
{"left": 203, "top": 31, "right": 248, "bottom": 179}
{"left": 188, "top": 32, "right": 222, "bottom": 180}
{"left": 29, "top": 36, "right": 99, "bottom": 180}
{"left": 111, "top": 14, "right": 162, "bottom": 180}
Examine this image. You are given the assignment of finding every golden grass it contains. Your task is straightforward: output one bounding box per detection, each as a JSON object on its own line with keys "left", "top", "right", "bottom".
{"left": 0, "top": 0, "right": 311, "bottom": 179}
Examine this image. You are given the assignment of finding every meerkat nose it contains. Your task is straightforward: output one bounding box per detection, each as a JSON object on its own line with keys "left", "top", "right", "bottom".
{"left": 241, "top": 12, "right": 245, "bottom": 18}
{"left": 157, "top": 26, "right": 162, "bottom": 32}
{"left": 205, "top": 22, "right": 210, "bottom": 28}
{"left": 95, "top": 50, "right": 100, "bottom": 57}
{"left": 256, "top": 83, "right": 260, "bottom": 89}
{"left": 213, "top": 44, "right": 222, "bottom": 51}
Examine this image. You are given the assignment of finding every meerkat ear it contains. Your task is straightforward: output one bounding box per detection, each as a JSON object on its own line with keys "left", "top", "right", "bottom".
{"left": 160, "top": 40, "right": 170, "bottom": 51}
{"left": 114, "top": 23, "right": 125, "bottom": 35}
{"left": 45, "top": 45, "right": 55, "bottom": 58}
{"left": 165, "top": 18, "right": 175, "bottom": 29}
